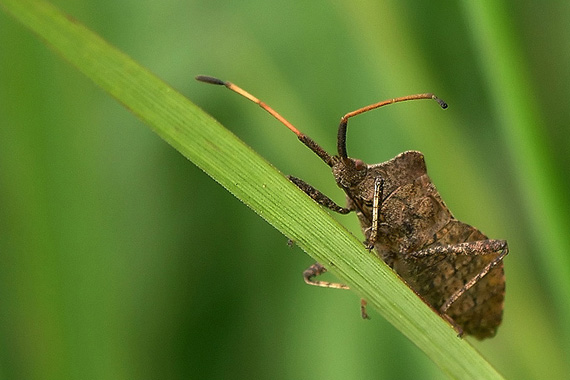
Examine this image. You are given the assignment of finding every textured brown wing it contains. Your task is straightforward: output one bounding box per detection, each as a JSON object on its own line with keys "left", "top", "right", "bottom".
{"left": 396, "top": 221, "right": 505, "bottom": 339}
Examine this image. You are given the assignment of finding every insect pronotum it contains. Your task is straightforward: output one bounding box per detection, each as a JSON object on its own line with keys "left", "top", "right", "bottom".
{"left": 196, "top": 75, "right": 508, "bottom": 339}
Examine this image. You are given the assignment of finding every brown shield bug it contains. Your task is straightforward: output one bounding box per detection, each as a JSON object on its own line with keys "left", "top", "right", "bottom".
{"left": 196, "top": 75, "right": 508, "bottom": 339}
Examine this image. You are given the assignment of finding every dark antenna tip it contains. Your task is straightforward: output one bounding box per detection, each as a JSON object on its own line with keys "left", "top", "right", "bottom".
{"left": 432, "top": 95, "right": 448, "bottom": 109}
{"left": 195, "top": 75, "right": 226, "bottom": 86}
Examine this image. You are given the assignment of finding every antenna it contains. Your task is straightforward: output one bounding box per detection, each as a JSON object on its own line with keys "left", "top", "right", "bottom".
{"left": 196, "top": 75, "right": 334, "bottom": 166}
{"left": 336, "top": 94, "right": 447, "bottom": 159}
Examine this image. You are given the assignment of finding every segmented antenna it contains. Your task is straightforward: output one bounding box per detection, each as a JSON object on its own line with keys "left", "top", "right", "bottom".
{"left": 196, "top": 75, "right": 334, "bottom": 166}
{"left": 337, "top": 93, "right": 447, "bottom": 159}
{"left": 196, "top": 75, "right": 447, "bottom": 164}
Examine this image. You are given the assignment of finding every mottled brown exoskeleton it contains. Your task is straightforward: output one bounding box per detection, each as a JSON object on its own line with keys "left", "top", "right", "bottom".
{"left": 196, "top": 75, "right": 508, "bottom": 339}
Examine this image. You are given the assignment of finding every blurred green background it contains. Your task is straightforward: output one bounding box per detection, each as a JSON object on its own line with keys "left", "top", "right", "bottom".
{"left": 1, "top": 1, "right": 569, "bottom": 379}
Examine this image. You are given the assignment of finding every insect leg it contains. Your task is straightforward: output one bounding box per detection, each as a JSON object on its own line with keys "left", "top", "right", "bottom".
{"left": 303, "top": 262, "right": 370, "bottom": 319}
{"left": 288, "top": 176, "right": 351, "bottom": 214}
{"left": 360, "top": 299, "right": 370, "bottom": 320}
{"left": 365, "top": 177, "right": 384, "bottom": 250}
{"left": 303, "top": 262, "right": 350, "bottom": 289}
{"left": 289, "top": 175, "right": 370, "bottom": 318}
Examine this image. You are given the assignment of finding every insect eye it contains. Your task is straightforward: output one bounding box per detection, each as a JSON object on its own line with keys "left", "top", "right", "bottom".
{"left": 354, "top": 159, "right": 365, "bottom": 171}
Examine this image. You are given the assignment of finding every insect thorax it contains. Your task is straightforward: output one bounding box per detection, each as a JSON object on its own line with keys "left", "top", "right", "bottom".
{"left": 345, "top": 151, "right": 454, "bottom": 262}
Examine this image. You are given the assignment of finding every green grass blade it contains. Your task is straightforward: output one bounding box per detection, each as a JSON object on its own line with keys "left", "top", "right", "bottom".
{"left": 1, "top": 0, "right": 504, "bottom": 378}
